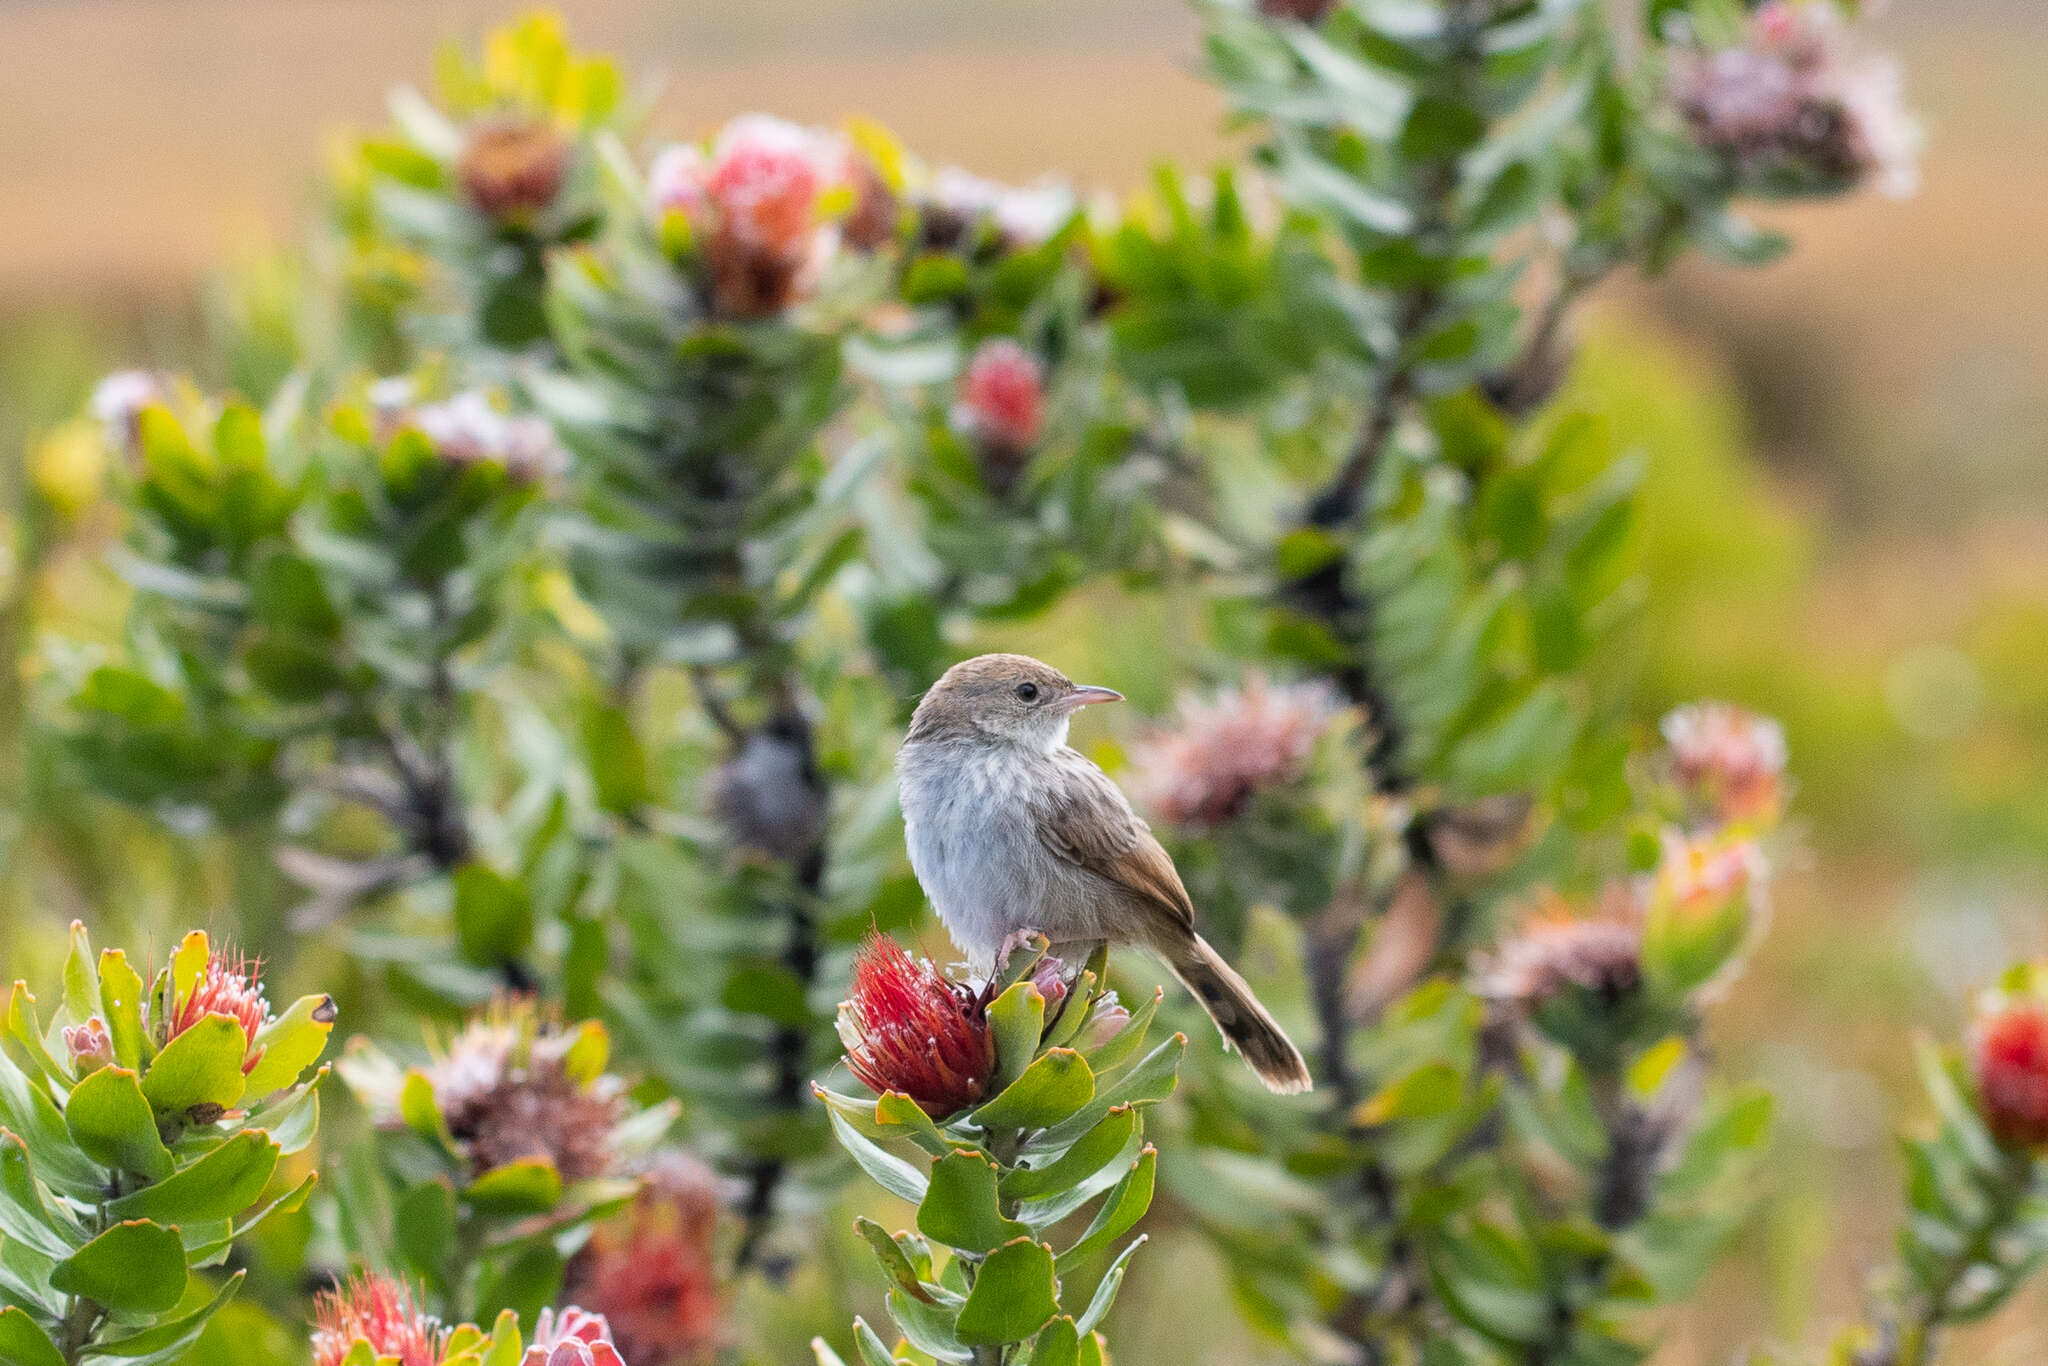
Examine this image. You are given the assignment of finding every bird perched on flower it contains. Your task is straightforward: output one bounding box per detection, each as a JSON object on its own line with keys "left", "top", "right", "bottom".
{"left": 895, "top": 653, "right": 1312, "bottom": 1093}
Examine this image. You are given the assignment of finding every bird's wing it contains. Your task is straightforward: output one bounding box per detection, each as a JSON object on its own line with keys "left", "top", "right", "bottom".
{"left": 1030, "top": 749, "right": 1196, "bottom": 931}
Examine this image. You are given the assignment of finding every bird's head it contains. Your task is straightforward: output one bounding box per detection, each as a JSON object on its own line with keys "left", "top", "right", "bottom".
{"left": 908, "top": 653, "right": 1123, "bottom": 751}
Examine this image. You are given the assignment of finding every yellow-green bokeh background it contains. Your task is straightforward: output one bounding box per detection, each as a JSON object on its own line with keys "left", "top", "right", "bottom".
{"left": 3, "top": 2, "right": 2045, "bottom": 1361}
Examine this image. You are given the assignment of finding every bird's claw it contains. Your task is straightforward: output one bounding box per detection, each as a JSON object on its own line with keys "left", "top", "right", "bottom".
{"left": 996, "top": 929, "right": 1050, "bottom": 972}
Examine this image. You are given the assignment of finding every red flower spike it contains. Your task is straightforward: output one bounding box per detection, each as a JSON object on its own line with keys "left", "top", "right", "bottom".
{"left": 838, "top": 935, "right": 996, "bottom": 1119}
{"left": 1973, "top": 989, "right": 2048, "bottom": 1150}
{"left": 959, "top": 339, "right": 1045, "bottom": 456}
{"left": 311, "top": 1274, "right": 447, "bottom": 1366}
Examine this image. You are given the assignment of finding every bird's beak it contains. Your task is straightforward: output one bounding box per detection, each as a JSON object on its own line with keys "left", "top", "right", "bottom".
{"left": 1063, "top": 685, "right": 1124, "bottom": 711}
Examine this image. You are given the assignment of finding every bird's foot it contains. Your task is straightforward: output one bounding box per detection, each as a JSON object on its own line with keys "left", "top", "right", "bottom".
{"left": 996, "top": 929, "right": 1051, "bottom": 973}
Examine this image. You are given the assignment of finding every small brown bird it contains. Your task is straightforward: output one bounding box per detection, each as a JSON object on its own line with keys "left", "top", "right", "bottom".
{"left": 896, "top": 653, "right": 1313, "bottom": 1094}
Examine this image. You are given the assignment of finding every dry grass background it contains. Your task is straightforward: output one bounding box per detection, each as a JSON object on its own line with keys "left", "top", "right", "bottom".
{"left": 4, "top": 2, "right": 2046, "bottom": 1362}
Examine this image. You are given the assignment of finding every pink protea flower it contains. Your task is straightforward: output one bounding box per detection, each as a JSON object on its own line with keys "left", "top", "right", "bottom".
{"left": 311, "top": 1274, "right": 447, "bottom": 1366}
{"left": 63, "top": 1018, "right": 113, "bottom": 1075}
{"left": 458, "top": 117, "right": 570, "bottom": 223}
{"left": 410, "top": 391, "right": 569, "bottom": 482}
{"left": 1130, "top": 675, "right": 1342, "bottom": 827}
{"left": 1479, "top": 898, "right": 1645, "bottom": 1012}
{"left": 1649, "top": 827, "right": 1765, "bottom": 911}
{"left": 1972, "top": 979, "right": 2048, "bottom": 1150}
{"left": 1661, "top": 701, "right": 1788, "bottom": 826}
{"left": 837, "top": 934, "right": 996, "bottom": 1119}
{"left": 958, "top": 339, "right": 1045, "bottom": 453}
{"left": 567, "top": 1152, "right": 725, "bottom": 1366}
{"left": 527, "top": 1307, "right": 627, "bottom": 1366}
{"left": 1672, "top": 0, "right": 1920, "bottom": 199}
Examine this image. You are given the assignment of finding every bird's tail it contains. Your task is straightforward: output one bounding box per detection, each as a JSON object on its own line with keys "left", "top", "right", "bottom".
{"left": 1161, "top": 932, "right": 1313, "bottom": 1095}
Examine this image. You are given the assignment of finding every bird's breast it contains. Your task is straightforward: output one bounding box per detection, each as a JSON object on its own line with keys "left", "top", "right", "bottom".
{"left": 898, "top": 742, "right": 1069, "bottom": 962}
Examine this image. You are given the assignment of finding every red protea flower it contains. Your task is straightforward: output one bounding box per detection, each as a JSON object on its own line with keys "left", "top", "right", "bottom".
{"left": 162, "top": 944, "right": 274, "bottom": 1074}
{"left": 1661, "top": 702, "right": 1788, "bottom": 826}
{"left": 311, "top": 1274, "right": 447, "bottom": 1366}
{"left": 837, "top": 935, "right": 996, "bottom": 1119}
{"left": 956, "top": 339, "right": 1046, "bottom": 490}
{"left": 1972, "top": 976, "right": 2048, "bottom": 1150}
{"left": 1130, "top": 675, "right": 1341, "bottom": 826}
{"left": 458, "top": 117, "right": 570, "bottom": 223}
{"left": 566, "top": 1152, "right": 725, "bottom": 1366}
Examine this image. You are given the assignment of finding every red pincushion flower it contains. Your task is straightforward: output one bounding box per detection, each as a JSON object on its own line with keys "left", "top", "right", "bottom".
{"left": 311, "top": 1275, "right": 447, "bottom": 1366}
{"left": 837, "top": 935, "right": 995, "bottom": 1119}
{"left": 167, "top": 947, "right": 273, "bottom": 1074}
{"left": 1972, "top": 989, "right": 2048, "bottom": 1149}
{"left": 958, "top": 339, "right": 1045, "bottom": 455}
{"left": 566, "top": 1152, "right": 724, "bottom": 1365}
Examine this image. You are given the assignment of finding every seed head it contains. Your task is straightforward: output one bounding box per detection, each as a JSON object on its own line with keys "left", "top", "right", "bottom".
{"left": 837, "top": 935, "right": 996, "bottom": 1119}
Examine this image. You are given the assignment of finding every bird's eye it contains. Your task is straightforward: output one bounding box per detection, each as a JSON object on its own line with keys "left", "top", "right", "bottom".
{"left": 1014, "top": 682, "right": 1040, "bottom": 702}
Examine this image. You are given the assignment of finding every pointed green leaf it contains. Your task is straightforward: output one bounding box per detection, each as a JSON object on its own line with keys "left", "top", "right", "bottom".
{"left": 1030, "top": 1318, "right": 1080, "bottom": 1366}
{"left": 827, "top": 1109, "right": 929, "bottom": 1205}
{"left": 875, "top": 1094, "right": 953, "bottom": 1156}
{"left": 249, "top": 1065, "right": 322, "bottom": 1154}
{"left": 0, "top": 1134, "right": 83, "bottom": 1259}
{"left": 399, "top": 1071, "right": 457, "bottom": 1153}
{"left": 1, "top": 988, "right": 64, "bottom": 1088}
{"left": 849, "top": 1318, "right": 903, "bottom": 1366}
{"left": 0, "top": 1307, "right": 65, "bottom": 1366}
{"left": 96, "top": 952, "right": 148, "bottom": 1072}
{"left": 479, "top": 1310, "right": 523, "bottom": 1366}
{"left": 1002, "top": 1107, "right": 1140, "bottom": 1202}
{"left": 1074, "top": 1235, "right": 1146, "bottom": 1334}
{"left": 918, "top": 1151, "right": 1028, "bottom": 1254}
{"left": 856, "top": 1217, "right": 936, "bottom": 1303}
{"left": 78, "top": 1270, "right": 241, "bottom": 1360}
{"left": 971, "top": 1049, "right": 1094, "bottom": 1132}
{"left": 1056, "top": 1147, "right": 1156, "bottom": 1271}
{"left": 140, "top": 1015, "right": 248, "bottom": 1115}
{"left": 61, "top": 925, "right": 97, "bottom": 1029}
{"left": 1039, "top": 1033, "right": 1185, "bottom": 1150}
{"left": 955, "top": 1238, "right": 1059, "bottom": 1346}
{"left": 107, "top": 1130, "right": 280, "bottom": 1223}
{"left": 884, "top": 1288, "right": 970, "bottom": 1363}
{"left": 0, "top": 1051, "right": 98, "bottom": 1197}
{"left": 181, "top": 1171, "right": 319, "bottom": 1264}
{"left": 51, "top": 1221, "right": 185, "bottom": 1314}
{"left": 64, "top": 1067, "right": 173, "bottom": 1180}
{"left": 1079, "top": 988, "right": 1161, "bottom": 1078}
{"left": 242, "top": 994, "right": 336, "bottom": 1096}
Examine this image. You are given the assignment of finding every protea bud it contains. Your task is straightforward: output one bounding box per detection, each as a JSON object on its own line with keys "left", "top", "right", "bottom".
{"left": 1661, "top": 701, "right": 1788, "bottom": 827}
{"left": 955, "top": 338, "right": 1045, "bottom": 495}
{"left": 1971, "top": 970, "right": 2048, "bottom": 1150}
{"left": 1671, "top": 1, "right": 1920, "bottom": 199}
{"left": 1641, "top": 828, "right": 1765, "bottom": 998}
{"left": 565, "top": 1152, "right": 725, "bottom": 1366}
{"left": 311, "top": 1274, "right": 447, "bottom": 1366}
{"left": 837, "top": 935, "right": 996, "bottom": 1119}
{"left": 1130, "top": 675, "right": 1342, "bottom": 827}
{"left": 458, "top": 117, "right": 570, "bottom": 223}
{"left": 63, "top": 1018, "right": 113, "bottom": 1076}
{"left": 526, "top": 1308, "right": 628, "bottom": 1366}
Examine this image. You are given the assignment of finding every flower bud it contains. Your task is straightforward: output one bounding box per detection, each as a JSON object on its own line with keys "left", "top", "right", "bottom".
{"left": 1640, "top": 829, "right": 1764, "bottom": 999}
{"left": 1661, "top": 702, "right": 1788, "bottom": 827}
{"left": 1479, "top": 896, "right": 1650, "bottom": 1064}
{"left": 955, "top": 339, "right": 1045, "bottom": 494}
{"left": 837, "top": 934, "right": 995, "bottom": 1118}
{"left": 1971, "top": 970, "right": 2048, "bottom": 1150}
{"left": 63, "top": 1017, "right": 113, "bottom": 1076}
{"left": 458, "top": 117, "right": 570, "bottom": 223}
{"left": 526, "top": 1307, "right": 627, "bottom": 1366}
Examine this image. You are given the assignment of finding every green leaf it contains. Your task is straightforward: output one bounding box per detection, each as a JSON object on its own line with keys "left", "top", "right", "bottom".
{"left": 64, "top": 1067, "right": 173, "bottom": 1181}
{"left": 51, "top": 1221, "right": 186, "bottom": 1315}
{"left": 971, "top": 1050, "right": 1094, "bottom": 1132}
{"left": 885, "top": 1287, "right": 969, "bottom": 1363}
{"left": 984, "top": 983, "right": 1048, "bottom": 1096}
{"left": 452, "top": 864, "right": 535, "bottom": 966}
{"left": 1002, "top": 1106, "right": 1139, "bottom": 1202}
{"left": 180, "top": 1171, "right": 319, "bottom": 1264}
{"left": 827, "top": 1110, "right": 930, "bottom": 1205}
{"left": 395, "top": 1180, "right": 459, "bottom": 1292}
{"left": 60, "top": 925, "right": 98, "bottom": 1033}
{"left": 140, "top": 1015, "right": 249, "bottom": 1115}
{"left": 856, "top": 1217, "right": 936, "bottom": 1304}
{"left": 0, "top": 1051, "right": 98, "bottom": 1198}
{"left": 1039, "top": 1033, "right": 1185, "bottom": 1150}
{"left": 849, "top": 1318, "right": 903, "bottom": 1366}
{"left": 107, "top": 1131, "right": 280, "bottom": 1224}
{"left": 0, "top": 1133, "right": 83, "bottom": 1259}
{"left": 1074, "top": 1235, "right": 1145, "bottom": 1334}
{"left": 955, "top": 1238, "right": 1059, "bottom": 1346}
{"left": 465, "top": 1157, "right": 564, "bottom": 1214}
{"left": 399, "top": 1071, "right": 457, "bottom": 1153}
{"left": 242, "top": 994, "right": 336, "bottom": 1096}
{"left": 1079, "top": 988, "right": 1161, "bottom": 1077}
{"left": 1029, "top": 1318, "right": 1080, "bottom": 1366}
{"left": 1055, "top": 1146, "right": 1155, "bottom": 1271}
{"left": 84, "top": 1272, "right": 243, "bottom": 1362}
{"left": 918, "top": 1151, "right": 1029, "bottom": 1254}
{"left": 580, "top": 703, "right": 648, "bottom": 814}
{"left": 475, "top": 1243, "right": 564, "bottom": 1328}
{"left": 1, "top": 987, "right": 65, "bottom": 1088}
{"left": 249, "top": 1068, "right": 322, "bottom": 1155}
{"left": 97, "top": 951, "right": 148, "bottom": 1072}
{"left": 1916, "top": 1039, "right": 2006, "bottom": 1178}
{"left": 0, "top": 1308, "right": 65, "bottom": 1366}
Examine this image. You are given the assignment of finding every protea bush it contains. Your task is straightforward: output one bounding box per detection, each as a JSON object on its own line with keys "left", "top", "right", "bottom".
{"left": 19, "top": 3, "right": 2046, "bottom": 1365}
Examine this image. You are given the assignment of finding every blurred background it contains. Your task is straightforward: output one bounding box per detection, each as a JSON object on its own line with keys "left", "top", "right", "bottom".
{"left": 3, "top": 1, "right": 2044, "bottom": 1361}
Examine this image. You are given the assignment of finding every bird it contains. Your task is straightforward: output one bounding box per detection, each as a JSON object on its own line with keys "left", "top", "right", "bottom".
{"left": 896, "top": 652, "right": 1313, "bottom": 1094}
